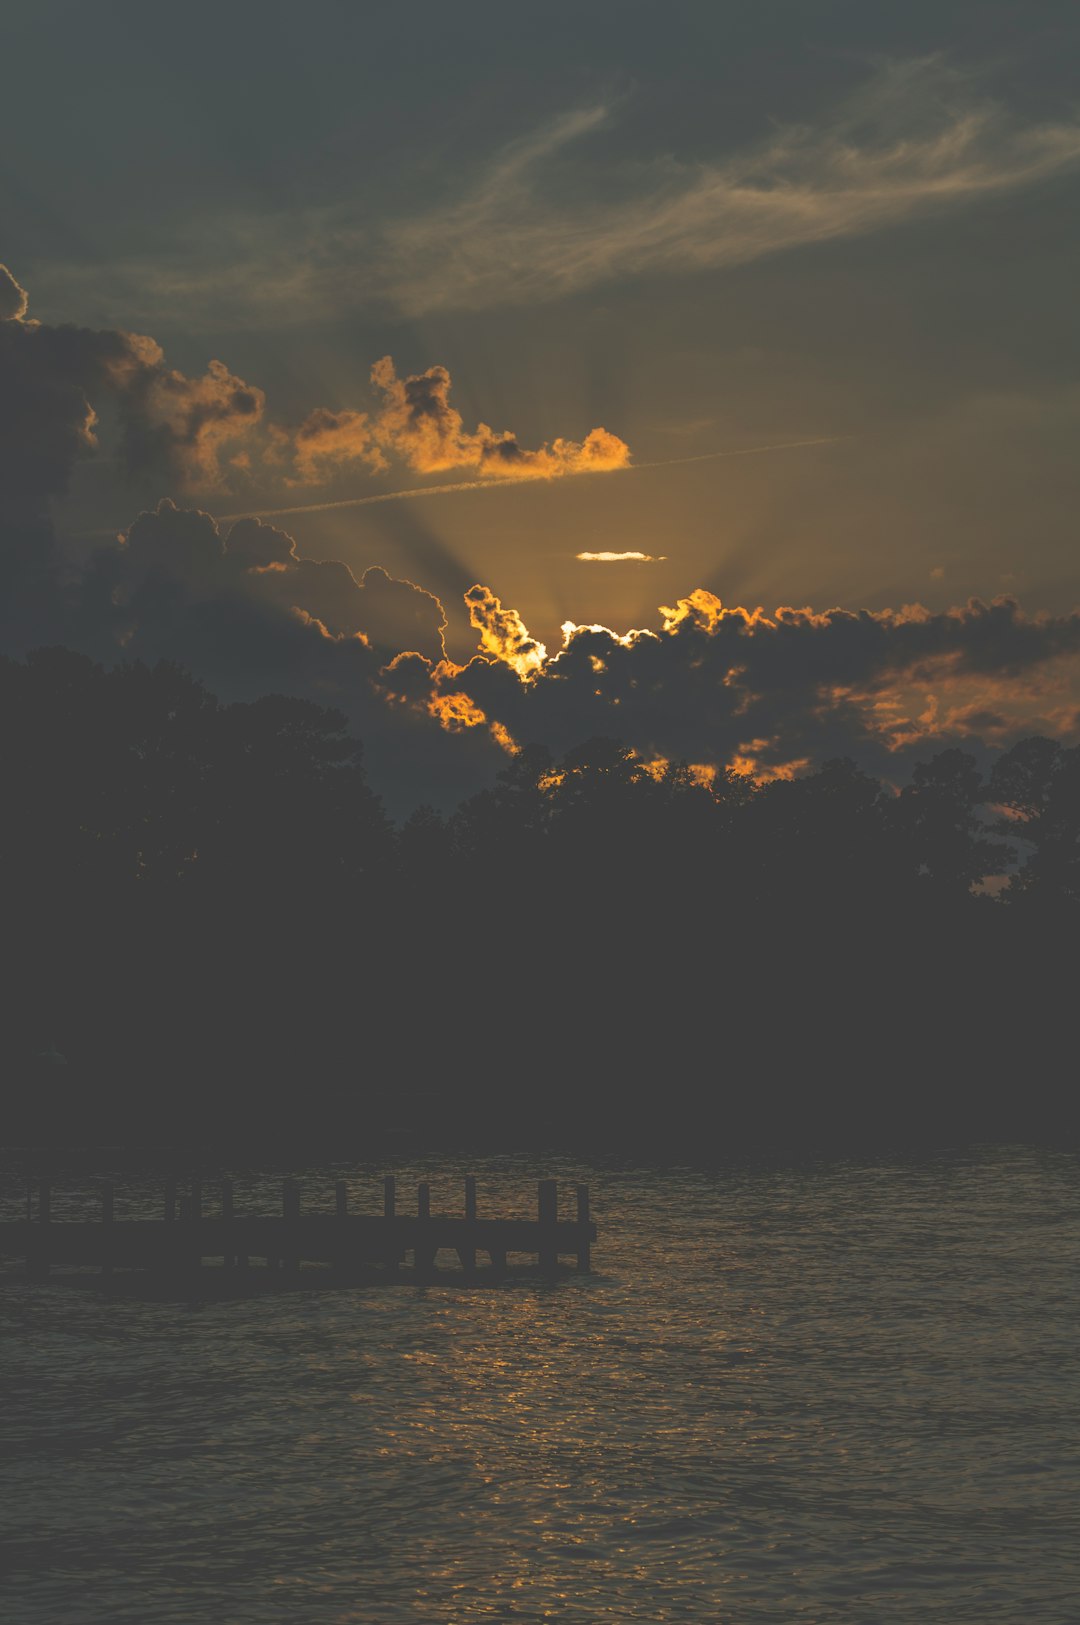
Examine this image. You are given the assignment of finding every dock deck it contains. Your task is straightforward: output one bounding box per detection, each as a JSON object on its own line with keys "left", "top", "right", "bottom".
{"left": 1, "top": 1176, "right": 597, "bottom": 1287}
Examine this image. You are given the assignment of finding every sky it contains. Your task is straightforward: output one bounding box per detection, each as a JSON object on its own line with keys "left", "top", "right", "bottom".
{"left": 3, "top": 0, "right": 1080, "bottom": 811}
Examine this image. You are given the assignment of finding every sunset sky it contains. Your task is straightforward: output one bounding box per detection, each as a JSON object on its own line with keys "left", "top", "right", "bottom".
{"left": 3, "top": 0, "right": 1079, "bottom": 809}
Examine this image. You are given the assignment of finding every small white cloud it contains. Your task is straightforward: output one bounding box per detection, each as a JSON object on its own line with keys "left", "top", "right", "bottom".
{"left": 577, "top": 550, "right": 666, "bottom": 563}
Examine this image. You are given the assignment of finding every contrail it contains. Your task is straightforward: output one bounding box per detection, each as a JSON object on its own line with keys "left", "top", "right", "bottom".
{"left": 212, "top": 435, "right": 845, "bottom": 524}
{"left": 77, "top": 435, "right": 845, "bottom": 537}
{"left": 629, "top": 435, "right": 843, "bottom": 472}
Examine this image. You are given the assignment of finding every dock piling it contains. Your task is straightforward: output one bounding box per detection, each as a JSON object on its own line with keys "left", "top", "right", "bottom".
{"left": 538, "top": 1179, "right": 558, "bottom": 1273}
{"left": 222, "top": 1179, "right": 235, "bottom": 1268}
{"left": 283, "top": 1178, "right": 300, "bottom": 1275}
{"left": 416, "top": 1181, "right": 435, "bottom": 1275}
{"left": 29, "top": 1178, "right": 51, "bottom": 1281}
{"left": 101, "top": 1181, "right": 114, "bottom": 1275}
{"left": 576, "top": 1185, "right": 591, "bottom": 1272}
{"left": 190, "top": 1180, "right": 203, "bottom": 1270}
{"left": 458, "top": 1175, "right": 477, "bottom": 1274}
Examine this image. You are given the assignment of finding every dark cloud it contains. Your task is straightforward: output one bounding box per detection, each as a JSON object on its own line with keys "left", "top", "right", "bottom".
{"left": 61, "top": 500, "right": 493, "bottom": 812}
{"left": 417, "top": 587, "right": 1080, "bottom": 781}
{"left": 84, "top": 500, "right": 446, "bottom": 663}
{"left": 0, "top": 302, "right": 136, "bottom": 515}
{"left": 0, "top": 268, "right": 265, "bottom": 516}
{"left": 226, "top": 517, "right": 447, "bottom": 661}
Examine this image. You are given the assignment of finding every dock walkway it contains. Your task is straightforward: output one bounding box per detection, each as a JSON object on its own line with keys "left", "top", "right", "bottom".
{"left": 2, "top": 1176, "right": 596, "bottom": 1285}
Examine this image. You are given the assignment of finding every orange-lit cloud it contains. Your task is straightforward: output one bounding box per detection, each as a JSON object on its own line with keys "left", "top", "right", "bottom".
{"left": 287, "top": 407, "right": 385, "bottom": 484}
{"left": 254, "top": 354, "right": 631, "bottom": 492}
{"left": 365, "top": 356, "right": 630, "bottom": 482}
{"left": 125, "top": 356, "right": 267, "bottom": 489}
{"left": 464, "top": 584, "right": 548, "bottom": 678}
{"left": 380, "top": 649, "right": 520, "bottom": 755}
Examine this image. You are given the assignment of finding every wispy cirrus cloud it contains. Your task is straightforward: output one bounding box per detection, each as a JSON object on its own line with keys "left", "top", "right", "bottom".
{"left": 380, "top": 57, "right": 1080, "bottom": 315}
{"left": 25, "top": 58, "right": 1080, "bottom": 331}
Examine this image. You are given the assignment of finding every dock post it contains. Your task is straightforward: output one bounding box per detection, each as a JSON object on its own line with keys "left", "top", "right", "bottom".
{"left": 188, "top": 1181, "right": 202, "bottom": 1271}
{"left": 538, "top": 1179, "right": 558, "bottom": 1273}
{"left": 222, "top": 1179, "right": 235, "bottom": 1268}
{"left": 164, "top": 1178, "right": 177, "bottom": 1223}
{"left": 576, "top": 1185, "right": 591, "bottom": 1272}
{"left": 458, "top": 1175, "right": 477, "bottom": 1274}
{"left": 283, "top": 1178, "right": 300, "bottom": 1275}
{"left": 334, "top": 1179, "right": 348, "bottom": 1275}
{"left": 29, "top": 1178, "right": 51, "bottom": 1281}
{"left": 382, "top": 1175, "right": 400, "bottom": 1267}
{"left": 101, "top": 1181, "right": 114, "bottom": 1276}
{"left": 416, "top": 1182, "right": 435, "bottom": 1276}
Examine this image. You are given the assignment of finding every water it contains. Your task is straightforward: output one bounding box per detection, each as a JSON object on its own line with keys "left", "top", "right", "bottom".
{"left": 3, "top": 1147, "right": 1078, "bottom": 1622}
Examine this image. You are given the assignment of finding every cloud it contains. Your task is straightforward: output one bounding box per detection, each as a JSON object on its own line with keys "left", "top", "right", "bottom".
{"left": 94, "top": 501, "right": 448, "bottom": 664}
{"left": 0, "top": 270, "right": 268, "bottom": 505}
{"left": 379, "top": 59, "right": 1080, "bottom": 315}
{"left": 577, "top": 551, "right": 666, "bottom": 563}
{"left": 31, "top": 58, "right": 1075, "bottom": 330}
{"left": 364, "top": 356, "right": 629, "bottom": 481}
{"left": 463, "top": 584, "right": 548, "bottom": 677}
{"left": 0, "top": 263, "right": 29, "bottom": 322}
{"left": 0, "top": 283, "right": 141, "bottom": 515}
{"left": 412, "top": 587, "right": 1080, "bottom": 783}
{"left": 1, "top": 269, "right": 629, "bottom": 511}
{"left": 284, "top": 407, "right": 385, "bottom": 485}
{"left": 120, "top": 352, "right": 266, "bottom": 490}
{"left": 58, "top": 499, "right": 493, "bottom": 812}
{"left": 266, "top": 354, "right": 630, "bottom": 491}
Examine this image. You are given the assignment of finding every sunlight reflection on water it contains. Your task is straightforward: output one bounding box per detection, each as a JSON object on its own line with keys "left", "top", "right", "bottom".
{"left": 2, "top": 1147, "right": 1079, "bottom": 1622}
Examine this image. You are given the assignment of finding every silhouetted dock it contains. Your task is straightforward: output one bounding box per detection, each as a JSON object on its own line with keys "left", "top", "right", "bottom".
{"left": 2, "top": 1176, "right": 596, "bottom": 1288}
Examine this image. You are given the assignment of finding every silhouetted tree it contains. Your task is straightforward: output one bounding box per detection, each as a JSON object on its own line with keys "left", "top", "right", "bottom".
{"left": 989, "top": 736, "right": 1080, "bottom": 906}
{"left": 891, "top": 748, "right": 1012, "bottom": 901}
{"left": 3, "top": 646, "right": 1079, "bottom": 1147}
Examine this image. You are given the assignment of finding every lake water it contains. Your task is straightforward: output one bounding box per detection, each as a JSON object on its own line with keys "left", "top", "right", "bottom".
{"left": 3, "top": 1147, "right": 1079, "bottom": 1622}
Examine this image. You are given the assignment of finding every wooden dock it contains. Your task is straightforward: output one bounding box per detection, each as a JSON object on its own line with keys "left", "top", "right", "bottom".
{"left": 2, "top": 1176, "right": 596, "bottom": 1288}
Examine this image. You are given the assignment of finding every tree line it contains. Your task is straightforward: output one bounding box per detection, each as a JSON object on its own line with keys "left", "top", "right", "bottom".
{"left": 4, "top": 648, "right": 1078, "bottom": 1148}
